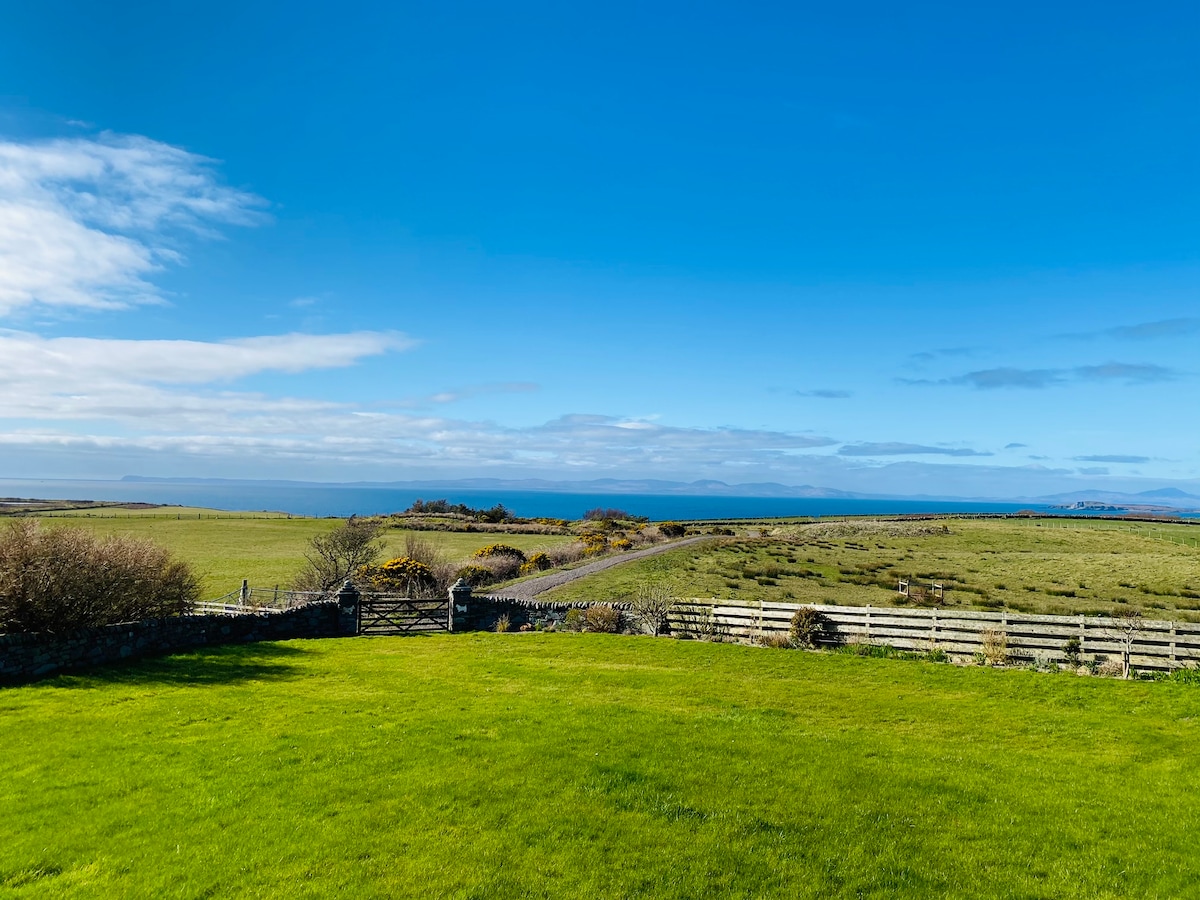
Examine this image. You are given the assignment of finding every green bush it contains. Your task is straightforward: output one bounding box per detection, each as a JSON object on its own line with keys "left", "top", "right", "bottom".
{"left": 0, "top": 519, "right": 200, "bottom": 634}
{"left": 583, "top": 605, "right": 621, "bottom": 633}
{"left": 789, "top": 606, "right": 826, "bottom": 648}
{"left": 1159, "top": 665, "right": 1200, "bottom": 685}
{"left": 659, "top": 522, "right": 686, "bottom": 538}
{"left": 563, "top": 609, "right": 587, "bottom": 632}
{"left": 455, "top": 564, "right": 494, "bottom": 587}
{"left": 1062, "top": 636, "right": 1082, "bottom": 667}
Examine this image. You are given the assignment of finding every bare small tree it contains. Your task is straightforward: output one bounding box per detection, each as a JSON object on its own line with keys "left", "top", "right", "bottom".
{"left": 1110, "top": 608, "right": 1145, "bottom": 679}
{"left": 631, "top": 580, "right": 678, "bottom": 636}
{"left": 293, "top": 517, "right": 386, "bottom": 592}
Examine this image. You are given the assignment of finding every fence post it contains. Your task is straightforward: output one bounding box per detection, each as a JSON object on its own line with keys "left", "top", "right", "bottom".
{"left": 449, "top": 579, "right": 472, "bottom": 633}
{"left": 337, "top": 580, "right": 361, "bottom": 636}
{"left": 865, "top": 605, "right": 872, "bottom": 643}
{"left": 1170, "top": 621, "right": 1177, "bottom": 667}
{"left": 1078, "top": 615, "right": 1086, "bottom": 659}
{"left": 240, "top": 579, "right": 249, "bottom": 606}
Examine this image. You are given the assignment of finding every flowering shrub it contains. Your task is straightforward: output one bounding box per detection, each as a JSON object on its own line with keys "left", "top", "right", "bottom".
{"left": 612, "top": 538, "right": 633, "bottom": 551}
{"left": 357, "top": 556, "right": 437, "bottom": 595}
{"left": 518, "top": 552, "right": 554, "bottom": 576}
{"left": 472, "top": 544, "right": 526, "bottom": 562}
{"left": 580, "top": 532, "right": 609, "bottom": 556}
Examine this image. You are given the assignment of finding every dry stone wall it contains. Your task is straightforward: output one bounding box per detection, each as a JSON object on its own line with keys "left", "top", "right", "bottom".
{"left": 0, "top": 600, "right": 356, "bottom": 683}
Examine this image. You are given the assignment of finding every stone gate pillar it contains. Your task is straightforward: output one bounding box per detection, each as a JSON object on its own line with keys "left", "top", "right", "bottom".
{"left": 448, "top": 579, "right": 472, "bottom": 632}
{"left": 336, "top": 580, "right": 361, "bottom": 636}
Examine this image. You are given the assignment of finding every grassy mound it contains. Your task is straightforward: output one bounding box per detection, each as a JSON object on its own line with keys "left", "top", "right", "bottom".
{"left": 2, "top": 635, "right": 1198, "bottom": 897}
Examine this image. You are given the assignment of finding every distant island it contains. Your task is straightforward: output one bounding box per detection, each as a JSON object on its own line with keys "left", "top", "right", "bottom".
{"left": 1049, "top": 499, "right": 1200, "bottom": 515}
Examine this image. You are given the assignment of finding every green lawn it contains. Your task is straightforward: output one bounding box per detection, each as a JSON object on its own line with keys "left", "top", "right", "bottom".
{"left": 29, "top": 513, "right": 575, "bottom": 598}
{"left": 545, "top": 517, "right": 1200, "bottom": 620}
{"left": 1, "top": 635, "right": 1198, "bottom": 898}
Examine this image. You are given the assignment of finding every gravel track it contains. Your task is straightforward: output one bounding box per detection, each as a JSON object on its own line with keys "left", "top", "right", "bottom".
{"left": 491, "top": 536, "right": 712, "bottom": 599}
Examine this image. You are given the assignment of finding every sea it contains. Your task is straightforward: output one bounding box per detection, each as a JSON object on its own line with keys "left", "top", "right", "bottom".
{"left": 0, "top": 478, "right": 1167, "bottom": 521}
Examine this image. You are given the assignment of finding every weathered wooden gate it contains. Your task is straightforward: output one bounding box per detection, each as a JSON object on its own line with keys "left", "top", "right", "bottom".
{"left": 357, "top": 593, "right": 450, "bottom": 635}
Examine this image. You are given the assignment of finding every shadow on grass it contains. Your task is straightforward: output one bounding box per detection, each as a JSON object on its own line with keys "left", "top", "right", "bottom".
{"left": 42, "top": 641, "right": 314, "bottom": 690}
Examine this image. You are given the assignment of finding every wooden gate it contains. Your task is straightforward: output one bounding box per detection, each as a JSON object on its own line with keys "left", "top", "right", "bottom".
{"left": 357, "top": 593, "right": 450, "bottom": 635}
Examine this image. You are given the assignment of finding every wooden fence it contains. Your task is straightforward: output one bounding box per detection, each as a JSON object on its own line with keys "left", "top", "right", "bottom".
{"left": 193, "top": 583, "right": 323, "bottom": 615}
{"left": 667, "top": 600, "right": 1200, "bottom": 672}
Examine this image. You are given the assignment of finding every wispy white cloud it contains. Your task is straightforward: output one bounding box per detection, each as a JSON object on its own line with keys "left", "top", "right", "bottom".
{"left": 902, "top": 362, "right": 1180, "bottom": 390}
{"left": 0, "top": 133, "right": 265, "bottom": 316}
{"left": 1074, "top": 363, "right": 1176, "bottom": 384}
{"left": 794, "top": 388, "right": 853, "bottom": 399}
{"left": 1060, "top": 318, "right": 1200, "bottom": 342}
{"left": 0, "top": 330, "right": 411, "bottom": 386}
{"left": 1073, "top": 454, "right": 1151, "bottom": 464}
{"left": 838, "top": 442, "right": 992, "bottom": 458}
{"left": 0, "top": 330, "right": 411, "bottom": 429}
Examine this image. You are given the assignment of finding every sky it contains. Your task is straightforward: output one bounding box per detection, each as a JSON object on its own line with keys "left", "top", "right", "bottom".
{"left": 0, "top": 1, "right": 1197, "bottom": 498}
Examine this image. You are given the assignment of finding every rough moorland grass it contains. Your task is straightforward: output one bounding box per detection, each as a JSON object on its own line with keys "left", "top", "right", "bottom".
{"left": 1, "top": 635, "right": 1198, "bottom": 898}
{"left": 545, "top": 518, "right": 1200, "bottom": 620}
{"left": 33, "top": 513, "right": 575, "bottom": 598}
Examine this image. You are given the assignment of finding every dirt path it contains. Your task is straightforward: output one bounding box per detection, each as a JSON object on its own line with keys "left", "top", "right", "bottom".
{"left": 491, "top": 535, "right": 712, "bottom": 600}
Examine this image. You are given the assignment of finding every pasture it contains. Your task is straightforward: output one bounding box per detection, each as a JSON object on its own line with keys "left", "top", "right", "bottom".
{"left": 25, "top": 511, "right": 575, "bottom": 598}
{"left": 1, "top": 634, "right": 1197, "bottom": 898}
{"left": 543, "top": 517, "right": 1200, "bottom": 620}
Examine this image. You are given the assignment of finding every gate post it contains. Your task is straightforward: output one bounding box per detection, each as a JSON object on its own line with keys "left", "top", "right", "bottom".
{"left": 448, "top": 579, "right": 472, "bottom": 632}
{"left": 337, "top": 580, "right": 361, "bottom": 636}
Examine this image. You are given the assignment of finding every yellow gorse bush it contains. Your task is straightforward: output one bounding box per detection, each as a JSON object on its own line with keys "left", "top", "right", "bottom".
{"left": 472, "top": 544, "right": 526, "bottom": 562}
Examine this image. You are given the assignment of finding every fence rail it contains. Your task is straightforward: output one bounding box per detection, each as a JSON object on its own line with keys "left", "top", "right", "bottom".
{"left": 667, "top": 600, "right": 1200, "bottom": 672}
{"left": 192, "top": 584, "right": 326, "bottom": 616}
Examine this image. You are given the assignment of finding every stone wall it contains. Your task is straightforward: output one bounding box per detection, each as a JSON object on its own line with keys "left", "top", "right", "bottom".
{"left": 457, "top": 591, "right": 633, "bottom": 633}
{"left": 0, "top": 598, "right": 358, "bottom": 683}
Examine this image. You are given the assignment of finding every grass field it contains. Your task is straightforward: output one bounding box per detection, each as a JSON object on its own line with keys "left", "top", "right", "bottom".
{"left": 25, "top": 513, "right": 575, "bottom": 598}
{"left": 543, "top": 517, "right": 1200, "bottom": 620}
{"left": 1, "top": 634, "right": 1198, "bottom": 898}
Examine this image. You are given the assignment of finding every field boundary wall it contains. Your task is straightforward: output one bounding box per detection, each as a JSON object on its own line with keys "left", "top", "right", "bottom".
{"left": 0, "top": 599, "right": 357, "bottom": 683}
{"left": 460, "top": 591, "right": 631, "bottom": 632}
{"left": 668, "top": 600, "right": 1200, "bottom": 672}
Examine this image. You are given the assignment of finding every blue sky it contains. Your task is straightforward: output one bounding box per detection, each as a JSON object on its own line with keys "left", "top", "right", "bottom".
{"left": 0, "top": 1, "right": 1197, "bottom": 497}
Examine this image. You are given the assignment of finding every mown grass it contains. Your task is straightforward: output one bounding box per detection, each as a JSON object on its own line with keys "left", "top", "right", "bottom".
{"left": 1, "top": 635, "right": 1198, "bottom": 898}
{"left": 28, "top": 513, "right": 574, "bottom": 598}
{"left": 544, "top": 518, "right": 1200, "bottom": 620}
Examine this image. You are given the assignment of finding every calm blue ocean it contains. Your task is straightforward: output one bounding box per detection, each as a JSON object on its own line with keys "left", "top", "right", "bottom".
{"left": 0, "top": 478, "right": 1087, "bottom": 520}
